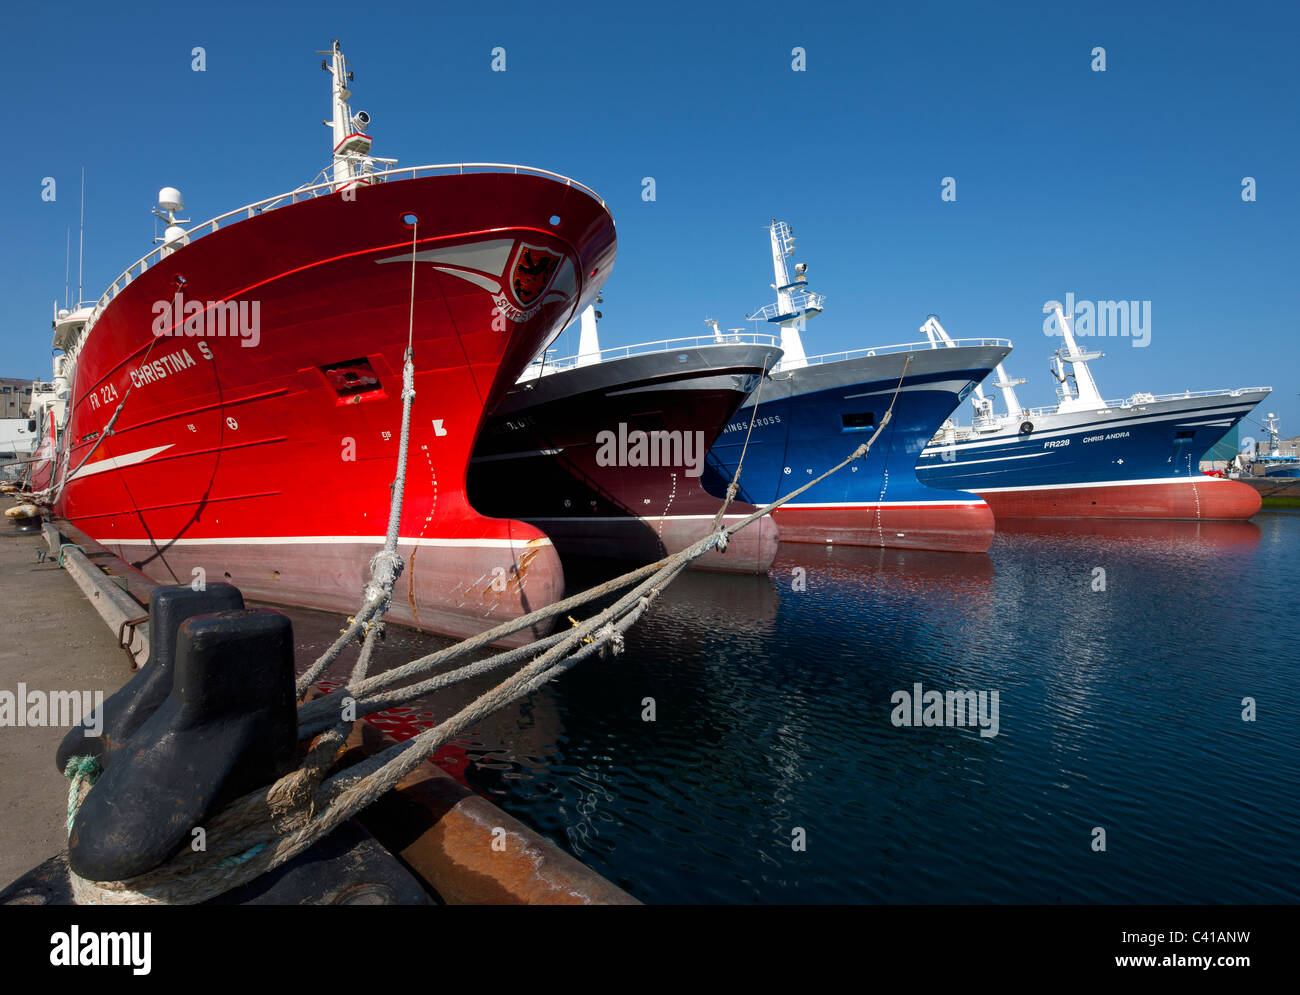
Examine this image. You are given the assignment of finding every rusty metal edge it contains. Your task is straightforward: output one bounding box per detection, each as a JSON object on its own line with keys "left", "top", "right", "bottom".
{"left": 43, "top": 520, "right": 150, "bottom": 667}
{"left": 341, "top": 722, "right": 639, "bottom": 905}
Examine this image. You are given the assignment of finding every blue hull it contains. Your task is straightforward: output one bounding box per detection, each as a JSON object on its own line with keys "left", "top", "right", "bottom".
{"left": 915, "top": 390, "right": 1270, "bottom": 519}
{"left": 703, "top": 344, "right": 1010, "bottom": 550}
{"left": 917, "top": 395, "right": 1266, "bottom": 490}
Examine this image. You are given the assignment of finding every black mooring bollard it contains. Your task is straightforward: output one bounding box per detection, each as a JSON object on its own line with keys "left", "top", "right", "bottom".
{"left": 67, "top": 608, "right": 298, "bottom": 883}
{"left": 56, "top": 584, "right": 245, "bottom": 773}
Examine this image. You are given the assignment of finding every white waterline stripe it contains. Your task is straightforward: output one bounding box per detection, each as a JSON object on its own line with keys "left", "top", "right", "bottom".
{"left": 525, "top": 515, "right": 756, "bottom": 522}
{"left": 781, "top": 500, "right": 986, "bottom": 509}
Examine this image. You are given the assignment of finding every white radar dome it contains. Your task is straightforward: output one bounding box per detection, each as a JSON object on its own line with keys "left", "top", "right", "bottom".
{"left": 158, "top": 187, "right": 184, "bottom": 212}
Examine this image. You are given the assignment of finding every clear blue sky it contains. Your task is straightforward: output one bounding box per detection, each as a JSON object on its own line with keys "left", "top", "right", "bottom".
{"left": 4, "top": 0, "right": 1296, "bottom": 437}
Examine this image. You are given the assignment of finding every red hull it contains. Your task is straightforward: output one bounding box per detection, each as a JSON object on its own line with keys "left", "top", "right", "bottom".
{"left": 980, "top": 478, "right": 1262, "bottom": 521}
{"left": 51, "top": 173, "right": 616, "bottom": 643}
{"left": 772, "top": 501, "right": 996, "bottom": 554}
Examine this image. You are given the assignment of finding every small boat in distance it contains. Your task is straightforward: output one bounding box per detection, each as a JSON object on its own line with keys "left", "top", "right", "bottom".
{"left": 703, "top": 220, "right": 1011, "bottom": 553}
{"left": 915, "top": 310, "right": 1270, "bottom": 519}
{"left": 1243, "top": 413, "right": 1300, "bottom": 479}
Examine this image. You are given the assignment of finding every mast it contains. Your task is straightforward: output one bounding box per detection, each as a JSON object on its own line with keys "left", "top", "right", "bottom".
{"left": 920, "top": 316, "right": 1024, "bottom": 419}
{"left": 750, "top": 220, "right": 823, "bottom": 371}
{"left": 1051, "top": 303, "right": 1104, "bottom": 411}
{"left": 1264, "top": 413, "right": 1281, "bottom": 457}
{"left": 320, "top": 40, "right": 387, "bottom": 193}
{"left": 77, "top": 167, "right": 84, "bottom": 305}
{"left": 576, "top": 305, "right": 601, "bottom": 367}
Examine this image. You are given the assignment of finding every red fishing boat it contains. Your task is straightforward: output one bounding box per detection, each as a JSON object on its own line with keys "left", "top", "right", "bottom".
{"left": 32, "top": 41, "right": 616, "bottom": 643}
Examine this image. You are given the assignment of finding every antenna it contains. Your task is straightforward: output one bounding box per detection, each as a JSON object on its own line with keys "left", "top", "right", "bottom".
{"left": 77, "top": 167, "right": 85, "bottom": 305}
{"left": 64, "top": 228, "right": 70, "bottom": 310}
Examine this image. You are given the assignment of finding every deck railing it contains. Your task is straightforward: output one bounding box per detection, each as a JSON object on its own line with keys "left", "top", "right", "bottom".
{"left": 1023, "top": 386, "right": 1272, "bottom": 418}
{"left": 75, "top": 163, "right": 608, "bottom": 348}
{"left": 521, "top": 332, "right": 782, "bottom": 379}
{"left": 750, "top": 291, "right": 827, "bottom": 323}
{"left": 797, "top": 337, "right": 1012, "bottom": 366}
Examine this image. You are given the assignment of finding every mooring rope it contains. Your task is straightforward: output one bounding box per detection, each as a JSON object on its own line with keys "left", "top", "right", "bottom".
{"left": 63, "top": 755, "right": 101, "bottom": 833}
{"left": 65, "top": 426, "right": 891, "bottom": 905}
{"left": 40, "top": 317, "right": 177, "bottom": 507}
{"left": 64, "top": 340, "right": 914, "bottom": 905}
{"left": 296, "top": 219, "right": 420, "bottom": 698}
{"left": 710, "top": 352, "right": 773, "bottom": 532}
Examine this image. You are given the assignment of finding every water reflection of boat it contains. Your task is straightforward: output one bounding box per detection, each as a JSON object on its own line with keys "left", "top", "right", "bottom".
{"left": 771, "top": 542, "right": 995, "bottom": 596}
{"left": 992, "top": 516, "right": 1262, "bottom": 552}
{"left": 645, "top": 566, "right": 781, "bottom": 634}
{"left": 768, "top": 543, "right": 998, "bottom": 659}
{"left": 557, "top": 554, "right": 782, "bottom": 636}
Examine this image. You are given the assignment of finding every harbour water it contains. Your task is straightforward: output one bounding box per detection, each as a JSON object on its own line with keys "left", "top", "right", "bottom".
{"left": 286, "top": 510, "right": 1300, "bottom": 904}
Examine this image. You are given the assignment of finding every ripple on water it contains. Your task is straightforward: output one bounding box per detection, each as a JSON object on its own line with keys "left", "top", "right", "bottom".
{"left": 275, "top": 515, "right": 1300, "bottom": 903}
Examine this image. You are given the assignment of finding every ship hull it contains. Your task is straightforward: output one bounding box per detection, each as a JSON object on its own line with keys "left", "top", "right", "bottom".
{"left": 50, "top": 172, "right": 616, "bottom": 643}
{"left": 916, "top": 391, "right": 1269, "bottom": 520}
{"left": 704, "top": 345, "right": 1010, "bottom": 553}
{"left": 975, "top": 477, "right": 1262, "bottom": 519}
{"left": 1260, "top": 461, "right": 1300, "bottom": 479}
{"left": 468, "top": 344, "right": 782, "bottom": 573}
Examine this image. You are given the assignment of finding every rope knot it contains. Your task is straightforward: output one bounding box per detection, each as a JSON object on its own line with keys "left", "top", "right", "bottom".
{"left": 266, "top": 766, "right": 322, "bottom": 826}
{"left": 715, "top": 529, "right": 729, "bottom": 552}
{"left": 596, "top": 623, "right": 624, "bottom": 659}
{"left": 363, "top": 549, "right": 405, "bottom": 605}
{"left": 401, "top": 358, "right": 416, "bottom": 401}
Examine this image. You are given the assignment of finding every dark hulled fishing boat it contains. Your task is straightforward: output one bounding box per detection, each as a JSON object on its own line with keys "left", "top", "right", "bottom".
{"left": 469, "top": 307, "right": 782, "bottom": 573}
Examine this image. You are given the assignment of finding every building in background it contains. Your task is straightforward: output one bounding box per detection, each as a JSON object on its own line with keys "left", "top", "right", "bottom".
{"left": 1, "top": 378, "right": 35, "bottom": 418}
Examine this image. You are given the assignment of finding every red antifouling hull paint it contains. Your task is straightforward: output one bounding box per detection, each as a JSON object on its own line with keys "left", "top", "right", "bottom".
{"left": 981, "top": 478, "right": 1262, "bottom": 521}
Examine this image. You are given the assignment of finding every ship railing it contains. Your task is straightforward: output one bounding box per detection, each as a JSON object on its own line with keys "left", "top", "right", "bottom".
{"left": 1021, "top": 386, "right": 1273, "bottom": 418}
{"left": 74, "top": 163, "right": 609, "bottom": 348}
{"left": 797, "top": 337, "right": 1012, "bottom": 366}
{"left": 750, "top": 292, "right": 827, "bottom": 322}
{"left": 521, "top": 332, "right": 783, "bottom": 378}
